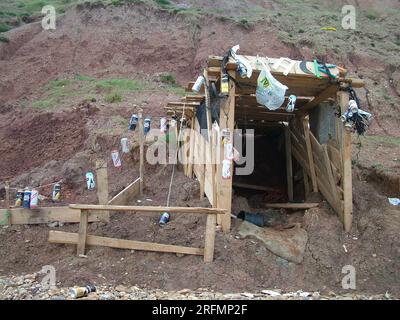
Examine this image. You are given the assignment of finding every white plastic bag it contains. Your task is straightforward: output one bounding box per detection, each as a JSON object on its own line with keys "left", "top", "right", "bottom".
{"left": 256, "top": 62, "right": 288, "bottom": 110}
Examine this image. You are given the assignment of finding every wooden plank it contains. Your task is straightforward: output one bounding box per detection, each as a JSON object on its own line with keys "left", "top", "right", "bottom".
{"left": 96, "top": 160, "right": 110, "bottom": 222}
{"left": 69, "top": 204, "right": 226, "bottom": 215}
{"left": 5, "top": 182, "right": 11, "bottom": 225}
{"left": 108, "top": 178, "right": 141, "bottom": 205}
{"left": 302, "top": 117, "right": 318, "bottom": 192}
{"left": 338, "top": 88, "right": 353, "bottom": 232}
{"left": 327, "top": 141, "right": 342, "bottom": 174}
{"left": 49, "top": 231, "right": 204, "bottom": 256}
{"left": 2, "top": 207, "right": 101, "bottom": 225}
{"left": 203, "top": 214, "right": 217, "bottom": 262}
{"left": 138, "top": 112, "right": 144, "bottom": 195}
{"left": 217, "top": 70, "right": 236, "bottom": 233}
{"left": 233, "top": 182, "right": 275, "bottom": 192}
{"left": 77, "top": 210, "right": 89, "bottom": 256}
{"left": 322, "top": 145, "right": 341, "bottom": 207}
{"left": 285, "top": 126, "right": 294, "bottom": 201}
{"left": 187, "top": 120, "right": 195, "bottom": 178}
{"left": 265, "top": 203, "right": 319, "bottom": 209}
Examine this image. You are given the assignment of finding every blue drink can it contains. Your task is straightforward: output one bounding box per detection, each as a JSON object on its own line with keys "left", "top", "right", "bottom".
{"left": 129, "top": 114, "right": 138, "bottom": 131}
{"left": 144, "top": 117, "right": 151, "bottom": 135}
{"left": 23, "top": 190, "right": 31, "bottom": 209}
{"left": 159, "top": 212, "right": 170, "bottom": 227}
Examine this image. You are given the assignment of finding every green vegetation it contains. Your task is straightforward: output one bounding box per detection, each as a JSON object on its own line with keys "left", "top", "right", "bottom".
{"left": 153, "top": 0, "right": 171, "bottom": 9}
{"left": 0, "top": 35, "right": 9, "bottom": 43}
{"left": 112, "top": 115, "right": 129, "bottom": 127}
{"left": 365, "top": 135, "right": 400, "bottom": 148}
{"left": 160, "top": 73, "right": 176, "bottom": 85}
{"left": 32, "top": 74, "right": 185, "bottom": 109}
{"left": 0, "top": 23, "right": 12, "bottom": 32}
{"left": 105, "top": 92, "right": 123, "bottom": 103}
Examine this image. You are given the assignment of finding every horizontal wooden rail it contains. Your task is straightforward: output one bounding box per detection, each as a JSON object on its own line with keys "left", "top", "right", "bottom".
{"left": 69, "top": 204, "right": 227, "bottom": 215}
{"left": 265, "top": 203, "right": 319, "bottom": 209}
{"left": 49, "top": 231, "right": 204, "bottom": 256}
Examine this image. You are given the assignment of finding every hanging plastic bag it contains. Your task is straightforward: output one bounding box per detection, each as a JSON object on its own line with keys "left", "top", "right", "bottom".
{"left": 256, "top": 61, "right": 288, "bottom": 110}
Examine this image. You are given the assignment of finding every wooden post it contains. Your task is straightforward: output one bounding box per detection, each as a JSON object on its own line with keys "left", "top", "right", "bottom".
{"left": 284, "top": 126, "right": 294, "bottom": 202}
{"left": 203, "top": 214, "right": 217, "bottom": 262}
{"left": 96, "top": 160, "right": 109, "bottom": 222}
{"left": 5, "top": 181, "right": 11, "bottom": 225}
{"left": 138, "top": 112, "right": 144, "bottom": 195}
{"left": 217, "top": 70, "right": 236, "bottom": 233}
{"left": 302, "top": 117, "right": 318, "bottom": 192}
{"left": 338, "top": 87, "right": 353, "bottom": 232}
{"left": 77, "top": 210, "right": 89, "bottom": 256}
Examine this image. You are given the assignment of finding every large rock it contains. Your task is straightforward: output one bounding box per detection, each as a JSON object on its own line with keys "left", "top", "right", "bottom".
{"left": 238, "top": 221, "right": 308, "bottom": 263}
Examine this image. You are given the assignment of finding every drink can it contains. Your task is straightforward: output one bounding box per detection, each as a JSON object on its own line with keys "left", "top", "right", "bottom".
{"left": 121, "top": 138, "right": 129, "bottom": 153}
{"left": 86, "top": 172, "right": 95, "bottom": 190}
{"left": 159, "top": 212, "right": 170, "bottom": 227}
{"left": 23, "top": 189, "right": 31, "bottom": 209}
{"left": 129, "top": 114, "right": 138, "bottom": 131}
{"left": 69, "top": 284, "right": 96, "bottom": 299}
{"left": 222, "top": 160, "right": 231, "bottom": 180}
{"left": 225, "top": 142, "right": 234, "bottom": 160}
{"left": 160, "top": 117, "right": 167, "bottom": 133}
{"left": 192, "top": 75, "right": 205, "bottom": 92}
{"left": 144, "top": 117, "right": 151, "bottom": 135}
{"left": 52, "top": 183, "right": 61, "bottom": 201}
{"left": 15, "top": 189, "right": 24, "bottom": 207}
{"left": 30, "top": 189, "right": 39, "bottom": 209}
{"left": 111, "top": 150, "right": 122, "bottom": 167}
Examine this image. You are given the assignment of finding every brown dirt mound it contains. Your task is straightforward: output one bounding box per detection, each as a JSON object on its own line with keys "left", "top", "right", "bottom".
{"left": 0, "top": 108, "right": 88, "bottom": 181}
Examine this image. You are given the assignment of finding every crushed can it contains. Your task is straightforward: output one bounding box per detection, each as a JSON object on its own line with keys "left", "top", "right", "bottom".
{"left": 52, "top": 183, "right": 61, "bottom": 201}
{"left": 86, "top": 172, "right": 95, "bottom": 190}
{"left": 15, "top": 189, "right": 24, "bottom": 207}
{"left": 111, "top": 150, "right": 122, "bottom": 168}
{"left": 69, "top": 284, "right": 96, "bottom": 299}
{"left": 220, "top": 74, "right": 229, "bottom": 95}
{"left": 222, "top": 160, "right": 231, "bottom": 180}
{"left": 159, "top": 212, "right": 170, "bottom": 227}
{"left": 160, "top": 117, "right": 167, "bottom": 134}
{"left": 30, "top": 189, "right": 39, "bottom": 209}
{"left": 144, "top": 117, "right": 151, "bottom": 135}
{"left": 121, "top": 138, "right": 129, "bottom": 153}
{"left": 129, "top": 114, "right": 138, "bottom": 131}
{"left": 23, "top": 189, "right": 31, "bottom": 209}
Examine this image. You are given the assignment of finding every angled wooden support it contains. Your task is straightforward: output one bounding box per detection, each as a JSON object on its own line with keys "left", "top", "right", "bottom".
{"left": 302, "top": 117, "right": 318, "bottom": 192}
{"left": 108, "top": 178, "right": 141, "bottom": 205}
{"left": 300, "top": 85, "right": 338, "bottom": 112}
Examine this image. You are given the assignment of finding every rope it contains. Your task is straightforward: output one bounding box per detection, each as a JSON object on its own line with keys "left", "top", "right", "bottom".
{"left": 166, "top": 102, "right": 186, "bottom": 207}
{"left": 5, "top": 180, "right": 63, "bottom": 191}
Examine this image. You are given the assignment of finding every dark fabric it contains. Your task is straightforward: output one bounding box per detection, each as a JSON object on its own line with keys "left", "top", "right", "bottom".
{"left": 195, "top": 88, "right": 221, "bottom": 140}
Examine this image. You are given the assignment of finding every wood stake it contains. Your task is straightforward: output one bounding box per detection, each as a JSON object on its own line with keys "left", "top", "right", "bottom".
{"left": 96, "top": 160, "right": 109, "bottom": 222}
{"left": 204, "top": 214, "right": 217, "bottom": 262}
{"left": 77, "top": 210, "right": 89, "bottom": 256}
{"left": 138, "top": 112, "right": 145, "bottom": 195}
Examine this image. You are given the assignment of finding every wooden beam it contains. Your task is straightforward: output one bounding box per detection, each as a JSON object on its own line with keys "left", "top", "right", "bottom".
{"left": 49, "top": 231, "right": 204, "bottom": 256}
{"left": 265, "top": 203, "right": 319, "bottom": 209}
{"left": 285, "top": 126, "right": 294, "bottom": 201}
{"left": 96, "top": 160, "right": 109, "bottom": 222}
{"left": 302, "top": 117, "right": 318, "bottom": 192}
{"left": 108, "top": 178, "right": 141, "bottom": 205}
{"left": 300, "top": 85, "right": 338, "bottom": 112}
{"left": 203, "top": 214, "right": 217, "bottom": 262}
{"left": 217, "top": 70, "right": 236, "bottom": 233}
{"left": 1, "top": 207, "right": 102, "bottom": 225}
{"left": 5, "top": 182, "right": 11, "bottom": 225}
{"left": 138, "top": 112, "right": 144, "bottom": 195}
{"left": 69, "top": 204, "right": 226, "bottom": 215}
{"left": 233, "top": 182, "right": 275, "bottom": 192}
{"left": 338, "top": 88, "right": 353, "bottom": 232}
{"left": 77, "top": 210, "right": 89, "bottom": 256}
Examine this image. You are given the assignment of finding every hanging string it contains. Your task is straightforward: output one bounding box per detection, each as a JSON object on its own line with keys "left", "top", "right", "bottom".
{"left": 4, "top": 179, "right": 63, "bottom": 191}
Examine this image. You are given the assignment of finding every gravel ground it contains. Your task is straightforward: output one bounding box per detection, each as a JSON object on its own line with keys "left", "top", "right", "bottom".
{"left": 0, "top": 273, "right": 394, "bottom": 301}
